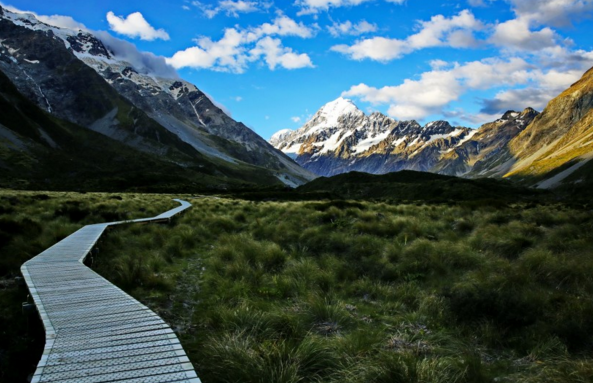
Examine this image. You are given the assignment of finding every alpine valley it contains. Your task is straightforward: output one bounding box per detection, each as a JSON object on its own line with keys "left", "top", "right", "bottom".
{"left": 271, "top": 66, "right": 593, "bottom": 191}
{"left": 1, "top": 4, "right": 593, "bottom": 194}
{"left": 0, "top": 6, "right": 314, "bottom": 191}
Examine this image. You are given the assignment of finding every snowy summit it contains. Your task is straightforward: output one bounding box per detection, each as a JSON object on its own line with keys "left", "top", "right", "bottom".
{"left": 305, "top": 97, "right": 363, "bottom": 133}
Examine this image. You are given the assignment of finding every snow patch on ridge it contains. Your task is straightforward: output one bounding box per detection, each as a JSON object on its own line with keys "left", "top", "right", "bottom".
{"left": 393, "top": 136, "right": 407, "bottom": 146}
{"left": 315, "top": 130, "right": 353, "bottom": 154}
{"left": 455, "top": 129, "right": 478, "bottom": 147}
{"left": 283, "top": 143, "right": 302, "bottom": 154}
{"left": 425, "top": 128, "right": 465, "bottom": 144}
{"left": 269, "top": 129, "right": 293, "bottom": 146}
{"left": 354, "top": 130, "right": 391, "bottom": 153}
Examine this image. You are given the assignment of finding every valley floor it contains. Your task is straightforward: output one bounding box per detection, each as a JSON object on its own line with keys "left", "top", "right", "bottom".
{"left": 1, "top": 191, "right": 593, "bottom": 382}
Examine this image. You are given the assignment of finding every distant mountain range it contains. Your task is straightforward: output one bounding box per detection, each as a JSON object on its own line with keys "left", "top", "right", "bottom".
{"left": 2, "top": 5, "right": 592, "bottom": 193}
{"left": 270, "top": 97, "right": 539, "bottom": 178}
{"left": 0, "top": 6, "right": 314, "bottom": 191}
{"left": 271, "top": 67, "right": 593, "bottom": 190}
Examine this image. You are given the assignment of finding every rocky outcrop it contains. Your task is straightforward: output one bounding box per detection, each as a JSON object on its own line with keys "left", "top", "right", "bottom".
{"left": 450, "top": 108, "right": 539, "bottom": 178}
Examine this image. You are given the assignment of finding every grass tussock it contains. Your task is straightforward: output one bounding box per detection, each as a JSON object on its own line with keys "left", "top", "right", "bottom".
{"left": 88, "top": 197, "right": 593, "bottom": 383}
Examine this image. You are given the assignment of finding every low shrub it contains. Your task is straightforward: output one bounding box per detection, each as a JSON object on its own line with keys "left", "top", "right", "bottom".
{"left": 444, "top": 282, "right": 545, "bottom": 331}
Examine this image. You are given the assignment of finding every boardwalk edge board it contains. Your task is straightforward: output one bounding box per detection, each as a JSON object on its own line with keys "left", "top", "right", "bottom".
{"left": 21, "top": 199, "right": 201, "bottom": 383}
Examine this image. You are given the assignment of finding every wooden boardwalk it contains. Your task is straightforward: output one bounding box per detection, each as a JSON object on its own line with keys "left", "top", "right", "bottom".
{"left": 21, "top": 199, "right": 201, "bottom": 383}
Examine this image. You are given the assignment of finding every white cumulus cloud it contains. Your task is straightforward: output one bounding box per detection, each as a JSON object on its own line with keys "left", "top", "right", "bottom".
{"left": 480, "top": 88, "right": 557, "bottom": 114}
{"left": 37, "top": 14, "right": 87, "bottom": 30}
{"left": 296, "top": 0, "right": 373, "bottom": 15}
{"left": 250, "top": 37, "right": 314, "bottom": 70}
{"left": 467, "top": 0, "right": 491, "bottom": 6}
{"left": 332, "top": 10, "right": 483, "bottom": 61}
{"left": 167, "top": 15, "right": 315, "bottom": 72}
{"left": 490, "top": 16, "right": 559, "bottom": 51}
{"left": 327, "top": 20, "right": 378, "bottom": 36}
{"left": 295, "top": 0, "right": 407, "bottom": 15}
{"left": 342, "top": 49, "right": 593, "bottom": 122}
{"left": 106, "top": 11, "right": 170, "bottom": 41}
{"left": 193, "top": 0, "right": 271, "bottom": 18}
{"left": 507, "top": 0, "right": 593, "bottom": 27}
{"left": 95, "top": 31, "right": 179, "bottom": 78}
{"left": 344, "top": 70, "right": 464, "bottom": 120}
{"left": 167, "top": 28, "right": 247, "bottom": 72}
{"left": 251, "top": 15, "right": 317, "bottom": 38}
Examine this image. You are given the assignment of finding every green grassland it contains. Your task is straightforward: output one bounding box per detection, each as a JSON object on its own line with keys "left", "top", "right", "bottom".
{"left": 94, "top": 197, "right": 593, "bottom": 383}
{"left": 1, "top": 190, "right": 593, "bottom": 382}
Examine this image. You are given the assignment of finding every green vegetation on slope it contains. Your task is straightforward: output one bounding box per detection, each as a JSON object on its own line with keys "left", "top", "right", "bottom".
{"left": 296, "top": 170, "right": 546, "bottom": 202}
{"left": 89, "top": 196, "right": 593, "bottom": 383}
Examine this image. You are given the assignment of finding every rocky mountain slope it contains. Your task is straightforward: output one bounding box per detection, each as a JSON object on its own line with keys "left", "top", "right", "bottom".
{"left": 443, "top": 108, "right": 539, "bottom": 177}
{"left": 501, "top": 67, "right": 593, "bottom": 189}
{"left": 0, "top": 66, "right": 291, "bottom": 192}
{"left": 0, "top": 6, "right": 313, "bottom": 188}
{"left": 272, "top": 97, "right": 538, "bottom": 178}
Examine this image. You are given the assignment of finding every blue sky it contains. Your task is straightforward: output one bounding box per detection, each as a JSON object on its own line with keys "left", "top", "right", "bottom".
{"left": 3, "top": 0, "right": 593, "bottom": 139}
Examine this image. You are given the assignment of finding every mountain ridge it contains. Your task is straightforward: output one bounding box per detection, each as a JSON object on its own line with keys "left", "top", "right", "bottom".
{"left": 271, "top": 97, "right": 538, "bottom": 178}
{"left": 0, "top": 6, "right": 314, "bottom": 188}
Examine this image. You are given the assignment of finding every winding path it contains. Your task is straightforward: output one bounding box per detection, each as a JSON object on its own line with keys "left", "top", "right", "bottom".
{"left": 21, "top": 199, "right": 201, "bottom": 383}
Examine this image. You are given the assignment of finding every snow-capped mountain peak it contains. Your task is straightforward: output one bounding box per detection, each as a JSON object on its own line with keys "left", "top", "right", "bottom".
{"left": 270, "top": 97, "right": 540, "bottom": 177}
{"left": 318, "top": 97, "right": 361, "bottom": 120}
{"left": 1, "top": 7, "right": 84, "bottom": 45}
{"left": 304, "top": 97, "right": 364, "bottom": 133}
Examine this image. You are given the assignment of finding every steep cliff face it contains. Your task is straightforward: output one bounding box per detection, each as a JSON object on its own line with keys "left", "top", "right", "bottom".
{"left": 272, "top": 98, "right": 538, "bottom": 178}
{"left": 503, "top": 67, "right": 593, "bottom": 187}
{"left": 0, "top": 6, "right": 314, "bottom": 187}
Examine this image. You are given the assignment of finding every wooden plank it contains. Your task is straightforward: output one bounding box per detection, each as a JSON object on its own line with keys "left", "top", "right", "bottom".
{"left": 39, "top": 350, "right": 188, "bottom": 373}
{"left": 35, "top": 355, "right": 193, "bottom": 381}
{"left": 41, "top": 343, "right": 187, "bottom": 366}
{"left": 22, "top": 199, "right": 199, "bottom": 383}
